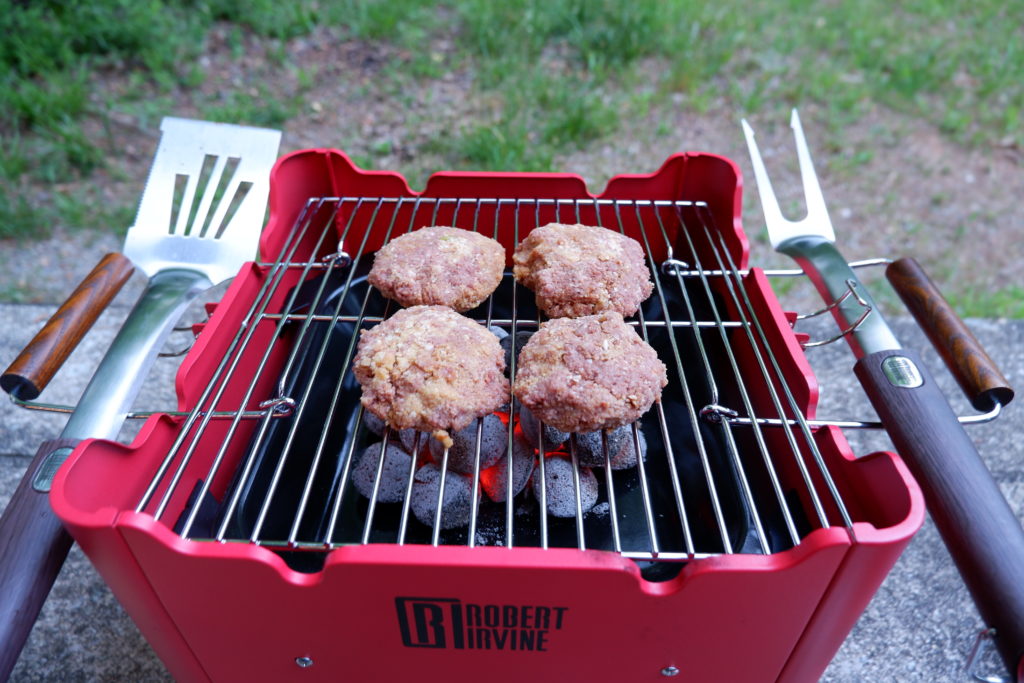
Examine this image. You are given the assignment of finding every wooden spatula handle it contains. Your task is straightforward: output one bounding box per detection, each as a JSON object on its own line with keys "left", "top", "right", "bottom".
{"left": 886, "top": 257, "right": 1013, "bottom": 411}
{"left": 1, "top": 253, "right": 134, "bottom": 400}
{"left": 0, "top": 438, "right": 78, "bottom": 679}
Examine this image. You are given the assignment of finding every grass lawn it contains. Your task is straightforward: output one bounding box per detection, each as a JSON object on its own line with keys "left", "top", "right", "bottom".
{"left": 1, "top": 0, "right": 1021, "bottom": 315}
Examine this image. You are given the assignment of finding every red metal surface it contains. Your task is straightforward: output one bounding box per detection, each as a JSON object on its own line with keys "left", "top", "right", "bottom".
{"left": 53, "top": 419, "right": 922, "bottom": 683}
{"left": 257, "top": 150, "right": 747, "bottom": 270}
{"left": 49, "top": 151, "right": 923, "bottom": 682}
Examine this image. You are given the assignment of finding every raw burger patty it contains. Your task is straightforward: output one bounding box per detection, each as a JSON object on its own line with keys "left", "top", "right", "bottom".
{"left": 513, "top": 311, "right": 667, "bottom": 433}
{"left": 512, "top": 222, "right": 653, "bottom": 318}
{"left": 369, "top": 226, "right": 505, "bottom": 312}
{"left": 353, "top": 305, "right": 510, "bottom": 445}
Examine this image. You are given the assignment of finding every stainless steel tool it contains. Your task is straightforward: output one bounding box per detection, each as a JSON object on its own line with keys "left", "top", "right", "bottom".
{"left": 743, "top": 109, "right": 1022, "bottom": 681}
{"left": 0, "top": 117, "right": 281, "bottom": 678}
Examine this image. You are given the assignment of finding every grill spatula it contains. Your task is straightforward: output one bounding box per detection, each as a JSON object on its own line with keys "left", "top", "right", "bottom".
{"left": 0, "top": 117, "right": 281, "bottom": 678}
{"left": 743, "top": 110, "right": 1021, "bottom": 681}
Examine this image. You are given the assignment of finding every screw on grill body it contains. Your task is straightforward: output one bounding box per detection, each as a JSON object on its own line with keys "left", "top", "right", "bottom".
{"left": 661, "top": 665, "right": 680, "bottom": 677}
{"left": 295, "top": 657, "right": 314, "bottom": 668}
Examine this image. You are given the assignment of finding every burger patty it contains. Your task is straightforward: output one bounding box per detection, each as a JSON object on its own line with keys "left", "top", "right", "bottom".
{"left": 512, "top": 222, "right": 653, "bottom": 318}
{"left": 353, "top": 305, "right": 510, "bottom": 446}
{"left": 512, "top": 311, "right": 667, "bottom": 433}
{"left": 369, "top": 226, "right": 505, "bottom": 312}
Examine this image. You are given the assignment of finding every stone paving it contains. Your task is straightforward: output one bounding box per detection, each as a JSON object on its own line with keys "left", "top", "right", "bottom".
{"left": 1, "top": 293, "right": 1020, "bottom": 681}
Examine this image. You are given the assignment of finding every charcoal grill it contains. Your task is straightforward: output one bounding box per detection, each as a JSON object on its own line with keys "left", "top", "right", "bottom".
{"left": 38, "top": 147, "right": 940, "bottom": 681}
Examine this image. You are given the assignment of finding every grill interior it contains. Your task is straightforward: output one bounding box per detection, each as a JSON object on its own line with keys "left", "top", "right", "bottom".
{"left": 135, "top": 196, "right": 855, "bottom": 574}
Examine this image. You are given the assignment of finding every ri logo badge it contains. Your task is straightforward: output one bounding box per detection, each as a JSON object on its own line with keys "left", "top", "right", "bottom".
{"left": 395, "top": 597, "right": 568, "bottom": 652}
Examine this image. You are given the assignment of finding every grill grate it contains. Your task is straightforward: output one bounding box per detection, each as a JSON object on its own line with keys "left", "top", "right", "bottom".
{"left": 135, "top": 196, "right": 856, "bottom": 565}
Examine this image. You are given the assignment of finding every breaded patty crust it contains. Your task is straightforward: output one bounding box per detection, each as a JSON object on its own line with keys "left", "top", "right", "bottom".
{"left": 353, "top": 305, "right": 509, "bottom": 446}
{"left": 369, "top": 226, "right": 505, "bottom": 311}
{"left": 512, "top": 222, "right": 653, "bottom": 318}
{"left": 513, "top": 311, "right": 666, "bottom": 433}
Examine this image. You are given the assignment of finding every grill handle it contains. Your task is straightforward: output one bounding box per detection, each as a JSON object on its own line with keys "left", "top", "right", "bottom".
{"left": 1, "top": 253, "right": 134, "bottom": 400}
{"left": 886, "top": 257, "right": 1014, "bottom": 411}
{"left": 0, "top": 438, "right": 78, "bottom": 678}
{"left": 855, "top": 348, "right": 1024, "bottom": 682}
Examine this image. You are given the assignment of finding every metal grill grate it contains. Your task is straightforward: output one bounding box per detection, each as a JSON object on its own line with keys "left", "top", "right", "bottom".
{"left": 134, "top": 196, "right": 856, "bottom": 564}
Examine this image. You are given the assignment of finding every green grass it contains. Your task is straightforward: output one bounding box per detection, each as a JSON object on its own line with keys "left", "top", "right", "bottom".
{"left": 2, "top": 0, "right": 1021, "bottom": 314}
{"left": 0, "top": 0, "right": 326, "bottom": 239}
{"left": 948, "top": 285, "right": 1024, "bottom": 319}
{"left": 0, "top": 192, "right": 39, "bottom": 242}
{"left": 0, "top": 182, "right": 135, "bottom": 242}
{"left": 200, "top": 89, "right": 302, "bottom": 130}
{"left": 426, "top": 63, "right": 618, "bottom": 173}
{"left": 6, "top": 0, "right": 1021, "bottom": 176}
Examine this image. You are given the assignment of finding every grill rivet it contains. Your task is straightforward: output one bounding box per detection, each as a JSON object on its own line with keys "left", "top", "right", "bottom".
{"left": 295, "top": 657, "right": 314, "bottom": 668}
{"left": 661, "top": 666, "right": 680, "bottom": 677}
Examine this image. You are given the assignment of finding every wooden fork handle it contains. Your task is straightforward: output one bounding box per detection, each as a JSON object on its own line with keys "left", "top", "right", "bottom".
{"left": 886, "top": 257, "right": 1014, "bottom": 411}
{"left": 1, "top": 253, "right": 134, "bottom": 400}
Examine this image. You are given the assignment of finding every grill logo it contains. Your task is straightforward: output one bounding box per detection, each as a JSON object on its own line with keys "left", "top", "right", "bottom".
{"left": 395, "top": 597, "right": 568, "bottom": 651}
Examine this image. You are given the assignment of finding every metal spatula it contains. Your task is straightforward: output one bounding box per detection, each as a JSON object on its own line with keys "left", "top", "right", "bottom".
{"left": 0, "top": 117, "right": 281, "bottom": 678}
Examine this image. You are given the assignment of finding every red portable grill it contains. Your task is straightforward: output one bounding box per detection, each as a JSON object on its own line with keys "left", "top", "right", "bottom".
{"left": 48, "top": 148, "right": 925, "bottom": 682}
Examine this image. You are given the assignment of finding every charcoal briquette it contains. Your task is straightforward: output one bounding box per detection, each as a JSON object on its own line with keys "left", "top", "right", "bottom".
{"left": 574, "top": 426, "right": 647, "bottom": 470}
{"left": 359, "top": 412, "right": 428, "bottom": 456}
{"left": 500, "top": 330, "right": 534, "bottom": 373}
{"left": 362, "top": 411, "right": 386, "bottom": 436}
{"left": 481, "top": 429, "right": 536, "bottom": 503}
{"left": 398, "top": 428, "right": 431, "bottom": 456}
{"left": 428, "top": 413, "right": 507, "bottom": 474}
{"left": 531, "top": 455, "right": 598, "bottom": 518}
{"left": 518, "top": 404, "right": 569, "bottom": 449}
{"left": 351, "top": 441, "right": 414, "bottom": 503}
{"left": 411, "top": 463, "right": 477, "bottom": 530}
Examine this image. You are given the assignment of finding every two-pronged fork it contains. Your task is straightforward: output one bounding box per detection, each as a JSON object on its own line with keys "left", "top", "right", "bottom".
{"left": 743, "top": 110, "right": 1023, "bottom": 679}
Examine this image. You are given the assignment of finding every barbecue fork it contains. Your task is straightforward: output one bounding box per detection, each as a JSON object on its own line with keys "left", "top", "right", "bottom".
{"left": 743, "top": 110, "right": 1022, "bottom": 680}
{"left": 0, "top": 117, "right": 281, "bottom": 678}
